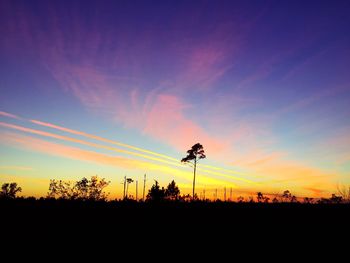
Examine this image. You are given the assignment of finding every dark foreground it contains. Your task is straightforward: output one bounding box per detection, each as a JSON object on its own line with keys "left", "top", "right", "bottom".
{"left": 2, "top": 199, "right": 349, "bottom": 239}
{"left": 2, "top": 199, "right": 348, "bottom": 258}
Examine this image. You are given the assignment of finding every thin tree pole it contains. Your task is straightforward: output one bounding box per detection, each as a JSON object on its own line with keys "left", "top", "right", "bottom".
{"left": 136, "top": 180, "right": 138, "bottom": 201}
{"left": 215, "top": 188, "right": 218, "bottom": 200}
{"left": 123, "top": 176, "right": 126, "bottom": 199}
{"left": 126, "top": 180, "right": 129, "bottom": 198}
{"left": 142, "top": 174, "right": 146, "bottom": 201}
{"left": 203, "top": 188, "right": 206, "bottom": 200}
{"left": 230, "top": 187, "right": 233, "bottom": 201}
{"left": 193, "top": 157, "right": 197, "bottom": 200}
{"left": 224, "top": 187, "right": 226, "bottom": 201}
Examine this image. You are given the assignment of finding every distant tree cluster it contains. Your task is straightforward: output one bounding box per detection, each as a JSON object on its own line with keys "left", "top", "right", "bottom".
{"left": 146, "top": 180, "right": 180, "bottom": 202}
{"left": 47, "top": 175, "right": 110, "bottom": 201}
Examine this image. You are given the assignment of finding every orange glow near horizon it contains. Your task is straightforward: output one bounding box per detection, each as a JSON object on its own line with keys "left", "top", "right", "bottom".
{"left": 0, "top": 111, "right": 343, "bottom": 199}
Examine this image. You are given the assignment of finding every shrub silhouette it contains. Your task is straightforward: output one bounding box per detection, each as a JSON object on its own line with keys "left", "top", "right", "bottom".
{"left": 257, "top": 192, "right": 270, "bottom": 203}
{"left": 0, "top": 182, "right": 22, "bottom": 199}
{"left": 146, "top": 180, "right": 165, "bottom": 202}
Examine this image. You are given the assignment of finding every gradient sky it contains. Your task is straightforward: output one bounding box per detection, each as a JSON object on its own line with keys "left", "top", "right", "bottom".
{"left": 1, "top": 0, "right": 350, "bottom": 199}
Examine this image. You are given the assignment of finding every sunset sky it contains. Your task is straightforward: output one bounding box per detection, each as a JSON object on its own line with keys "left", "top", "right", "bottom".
{"left": 1, "top": 0, "right": 350, "bottom": 199}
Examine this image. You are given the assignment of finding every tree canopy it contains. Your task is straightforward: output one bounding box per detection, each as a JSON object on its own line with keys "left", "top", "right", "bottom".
{"left": 47, "top": 176, "right": 110, "bottom": 201}
{"left": 0, "top": 183, "right": 22, "bottom": 199}
{"left": 146, "top": 180, "right": 165, "bottom": 202}
{"left": 165, "top": 180, "right": 180, "bottom": 201}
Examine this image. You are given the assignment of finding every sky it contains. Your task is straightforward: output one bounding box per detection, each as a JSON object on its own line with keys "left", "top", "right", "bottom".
{"left": 1, "top": 0, "right": 350, "bottom": 199}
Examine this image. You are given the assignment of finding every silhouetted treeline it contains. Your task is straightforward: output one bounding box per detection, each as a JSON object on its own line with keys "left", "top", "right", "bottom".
{"left": 2, "top": 179, "right": 350, "bottom": 245}
{"left": 1, "top": 178, "right": 349, "bottom": 204}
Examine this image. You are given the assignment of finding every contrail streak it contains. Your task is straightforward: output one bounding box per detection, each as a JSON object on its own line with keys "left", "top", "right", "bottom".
{"left": 0, "top": 121, "right": 257, "bottom": 184}
{"left": 1, "top": 110, "right": 257, "bottom": 182}
{"left": 29, "top": 120, "right": 252, "bottom": 177}
{"left": 1, "top": 110, "right": 251, "bottom": 177}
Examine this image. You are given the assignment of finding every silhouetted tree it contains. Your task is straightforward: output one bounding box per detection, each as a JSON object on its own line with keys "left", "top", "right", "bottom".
{"left": 248, "top": 196, "right": 255, "bottom": 203}
{"left": 290, "top": 195, "right": 297, "bottom": 203}
{"left": 146, "top": 180, "right": 165, "bottom": 202}
{"left": 330, "top": 194, "right": 342, "bottom": 204}
{"left": 125, "top": 178, "right": 134, "bottom": 199}
{"left": 47, "top": 179, "right": 73, "bottom": 199}
{"left": 179, "top": 194, "right": 192, "bottom": 202}
{"left": 75, "top": 176, "right": 110, "bottom": 201}
{"left": 0, "top": 182, "right": 22, "bottom": 199}
{"left": 181, "top": 143, "right": 206, "bottom": 200}
{"left": 272, "top": 197, "right": 279, "bottom": 203}
{"left": 256, "top": 192, "right": 270, "bottom": 203}
{"left": 257, "top": 192, "right": 264, "bottom": 202}
{"left": 165, "top": 180, "right": 180, "bottom": 201}
{"left": 237, "top": 196, "right": 244, "bottom": 203}
{"left": 47, "top": 176, "right": 110, "bottom": 201}
{"left": 303, "top": 197, "right": 313, "bottom": 204}
{"left": 282, "top": 190, "right": 292, "bottom": 202}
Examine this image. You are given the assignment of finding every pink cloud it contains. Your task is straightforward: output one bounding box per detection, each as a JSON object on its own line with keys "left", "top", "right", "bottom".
{"left": 0, "top": 4, "right": 239, "bottom": 159}
{"left": 174, "top": 46, "right": 231, "bottom": 91}
{"left": 142, "top": 94, "right": 225, "bottom": 154}
{"left": 0, "top": 111, "right": 21, "bottom": 120}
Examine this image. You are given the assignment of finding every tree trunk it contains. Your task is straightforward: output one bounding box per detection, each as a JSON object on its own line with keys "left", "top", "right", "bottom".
{"left": 193, "top": 158, "right": 197, "bottom": 200}
{"left": 123, "top": 176, "right": 126, "bottom": 199}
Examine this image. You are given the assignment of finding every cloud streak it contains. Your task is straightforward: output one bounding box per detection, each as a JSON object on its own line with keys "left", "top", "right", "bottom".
{"left": 0, "top": 111, "right": 21, "bottom": 120}
{"left": 0, "top": 131, "right": 239, "bottom": 189}
{"left": 0, "top": 120, "right": 257, "bottom": 185}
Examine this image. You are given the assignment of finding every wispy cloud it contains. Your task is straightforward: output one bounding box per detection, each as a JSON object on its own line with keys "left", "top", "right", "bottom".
{"left": 30, "top": 119, "right": 180, "bottom": 163}
{"left": 0, "top": 119, "right": 257, "bottom": 185}
{"left": 0, "top": 131, "right": 239, "bottom": 188}
{"left": 0, "top": 111, "right": 21, "bottom": 120}
{"left": 0, "top": 166, "right": 33, "bottom": 171}
{"left": 142, "top": 94, "right": 225, "bottom": 154}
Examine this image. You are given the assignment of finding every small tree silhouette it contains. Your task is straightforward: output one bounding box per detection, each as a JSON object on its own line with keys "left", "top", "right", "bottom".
{"left": 47, "top": 179, "right": 73, "bottom": 199}
{"left": 330, "top": 194, "right": 342, "bottom": 204}
{"left": 257, "top": 192, "right": 264, "bottom": 202}
{"left": 181, "top": 143, "right": 206, "bottom": 200}
{"left": 0, "top": 183, "right": 22, "bottom": 199}
{"left": 272, "top": 197, "right": 279, "bottom": 203}
{"left": 282, "top": 190, "right": 292, "bottom": 202}
{"left": 257, "top": 192, "right": 270, "bottom": 203}
{"left": 303, "top": 197, "right": 313, "bottom": 204}
{"left": 125, "top": 178, "right": 134, "bottom": 199}
{"left": 237, "top": 196, "right": 244, "bottom": 203}
{"left": 165, "top": 180, "right": 180, "bottom": 201}
{"left": 146, "top": 180, "right": 165, "bottom": 202}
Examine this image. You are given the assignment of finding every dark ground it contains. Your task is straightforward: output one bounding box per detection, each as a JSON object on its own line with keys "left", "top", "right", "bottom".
{"left": 2, "top": 199, "right": 350, "bottom": 258}
{"left": 2, "top": 199, "right": 349, "bottom": 237}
